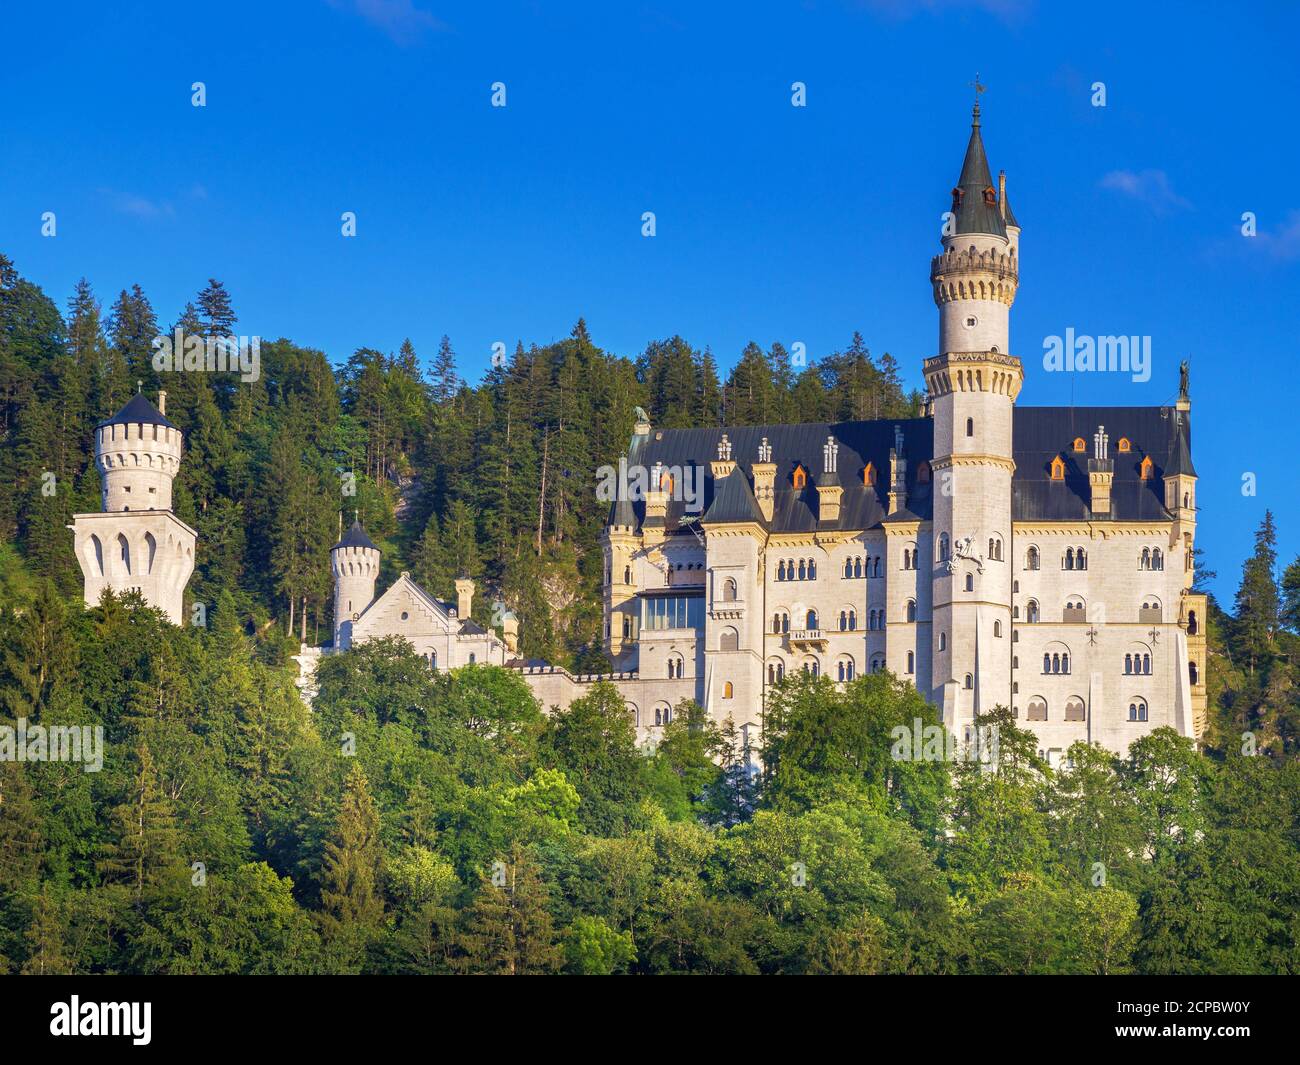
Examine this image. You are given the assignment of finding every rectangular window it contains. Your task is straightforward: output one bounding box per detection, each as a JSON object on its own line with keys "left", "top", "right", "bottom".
{"left": 641, "top": 594, "right": 704, "bottom": 632}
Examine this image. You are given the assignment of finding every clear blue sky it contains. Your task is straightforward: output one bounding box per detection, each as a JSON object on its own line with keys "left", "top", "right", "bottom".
{"left": 2, "top": 0, "right": 1297, "bottom": 603}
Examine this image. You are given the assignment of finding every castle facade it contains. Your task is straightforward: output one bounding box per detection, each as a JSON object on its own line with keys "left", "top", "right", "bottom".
{"left": 71, "top": 105, "right": 1207, "bottom": 764}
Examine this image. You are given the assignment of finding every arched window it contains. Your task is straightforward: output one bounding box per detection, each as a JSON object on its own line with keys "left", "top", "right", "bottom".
{"left": 1027, "top": 600, "right": 1039, "bottom": 623}
{"left": 1072, "top": 437, "right": 1086, "bottom": 453}
{"left": 792, "top": 464, "right": 807, "bottom": 489}
{"left": 808, "top": 560, "right": 817, "bottom": 580}
{"left": 1189, "top": 661, "right": 1199, "bottom": 685}
{"left": 668, "top": 655, "right": 683, "bottom": 679}
{"left": 872, "top": 557, "right": 882, "bottom": 577}
{"left": 1075, "top": 547, "right": 1087, "bottom": 570}
{"left": 1026, "top": 546, "right": 1040, "bottom": 571}
{"left": 906, "top": 650, "right": 914, "bottom": 674}
{"left": 837, "top": 657, "right": 855, "bottom": 682}
{"left": 964, "top": 573, "right": 974, "bottom": 592}
{"left": 1188, "top": 610, "right": 1198, "bottom": 635}
{"left": 938, "top": 532, "right": 950, "bottom": 562}
{"left": 964, "top": 673, "right": 974, "bottom": 690}
{"left": 117, "top": 533, "right": 131, "bottom": 575}
{"left": 848, "top": 609, "right": 857, "bottom": 631}
{"left": 1142, "top": 653, "right": 1151, "bottom": 674}
{"left": 469, "top": 653, "right": 476, "bottom": 664}
{"left": 804, "top": 658, "right": 820, "bottom": 677}
{"left": 853, "top": 557, "right": 862, "bottom": 578}
{"left": 722, "top": 578, "right": 737, "bottom": 602}
{"left": 844, "top": 559, "right": 853, "bottom": 579}
{"left": 778, "top": 560, "right": 787, "bottom": 581}
{"left": 1065, "top": 547, "right": 1075, "bottom": 571}
{"left": 966, "top": 417, "right": 974, "bottom": 437}
{"left": 870, "top": 655, "right": 885, "bottom": 674}
{"left": 1027, "top": 697, "right": 1047, "bottom": 721}
{"left": 720, "top": 627, "right": 739, "bottom": 652}
{"left": 1050, "top": 455, "right": 1065, "bottom": 481}
{"left": 767, "top": 661, "right": 785, "bottom": 684}
{"left": 806, "top": 609, "right": 819, "bottom": 630}
{"left": 839, "top": 610, "right": 848, "bottom": 632}
{"left": 623, "top": 565, "right": 632, "bottom": 584}
{"left": 1128, "top": 699, "right": 1148, "bottom": 722}
{"left": 1044, "top": 653, "right": 1052, "bottom": 674}
{"left": 994, "top": 620, "right": 1002, "bottom": 637}
{"left": 798, "top": 559, "right": 807, "bottom": 581}
{"left": 431, "top": 650, "right": 438, "bottom": 671}
{"left": 1152, "top": 548, "right": 1163, "bottom": 571}
{"left": 906, "top": 599, "right": 917, "bottom": 622}
{"left": 939, "top": 632, "right": 946, "bottom": 651}
{"left": 1118, "top": 437, "right": 1131, "bottom": 453}
{"left": 1064, "top": 697, "right": 1086, "bottom": 721}
{"left": 723, "top": 681, "right": 733, "bottom": 699}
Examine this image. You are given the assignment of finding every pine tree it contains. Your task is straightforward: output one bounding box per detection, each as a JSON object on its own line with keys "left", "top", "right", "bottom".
{"left": 318, "top": 763, "right": 384, "bottom": 941}
{"left": 429, "top": 335, "right": 459, "bottom": 404}
{"left": 453, "top": 845, "right": 561, "bottom": 975}
{"left": 1234, "top": 511, "right": 1279, "bottom": 674}
{"left": 20, "top": 884, "right": 72, "bottom": 975}
{"left": 98, "top": 743, "right": 183, "bottom": 902}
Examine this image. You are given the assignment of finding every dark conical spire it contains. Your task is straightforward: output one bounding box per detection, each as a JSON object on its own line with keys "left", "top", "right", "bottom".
{"left": 333, "top": 519, "right": 377, "bottom": 552}
{"left": 950, "top": 99, "right": 1007, "bottom": 239}
{"left": 1166, "top": 414, "right": 1196, "bottom": 478}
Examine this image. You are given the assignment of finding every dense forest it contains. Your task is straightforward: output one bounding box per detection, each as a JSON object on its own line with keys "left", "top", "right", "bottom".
{"left": 2, "top": 255, "right": 1300, "bottom": 974}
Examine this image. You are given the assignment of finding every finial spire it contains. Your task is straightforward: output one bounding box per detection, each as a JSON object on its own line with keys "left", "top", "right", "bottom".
{"left": 969, "top": 73, "right": 985, "bottom": 124}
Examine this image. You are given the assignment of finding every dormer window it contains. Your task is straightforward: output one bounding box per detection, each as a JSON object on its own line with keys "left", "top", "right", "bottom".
{"left": 983, "top": 186, "right": 997, "bottom": 206}
{"left": 1139, "top": 455, "right": 1154, "bottom": 480}
{"left": 863, "top": 462, "right": 876, "bottom": 487}
{"left": 792, "top": 464, "right": 807, "bottom": 489}
{"left": 659, "top": 470, "right": 674, "bottom": 493}
{"left": 1050, "top": 455, "right": 1066, "bottom": 481}
{"left": 1117, "top": 437, "right": 1132, "bottom": 453}
{"left": 1072, "top": 437, "right": 1086, "bottom": 453}
{"left": 916, "top": 461, "right": 931, "bottom": 484}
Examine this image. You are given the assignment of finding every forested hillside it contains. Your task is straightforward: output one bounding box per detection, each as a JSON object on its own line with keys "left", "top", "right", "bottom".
{"left": 0, "top": 254, "right": 918, "bottom": 666}
{"left": 2, "top": 254, "right": 1300, "bottom": 975}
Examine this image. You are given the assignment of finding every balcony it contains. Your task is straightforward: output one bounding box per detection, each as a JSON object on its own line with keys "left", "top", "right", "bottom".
{"left": 787, "top": 628, "right": 828, "bottom": 650}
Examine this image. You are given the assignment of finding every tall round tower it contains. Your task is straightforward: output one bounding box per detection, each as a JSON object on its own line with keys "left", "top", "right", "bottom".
{"left": 70, "top": 390, "right": 196, "bottom": 625}
{"left": 331, "top": 519, "right": 380, "bottom": 650}
{"left": 926, "top": 99, "right": 1022, "bottom": 743}
{"left": 95, "top": 390, "right": 184, "bottom": 511}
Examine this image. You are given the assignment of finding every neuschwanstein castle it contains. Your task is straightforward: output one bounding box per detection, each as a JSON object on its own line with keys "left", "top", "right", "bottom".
{"left": 70, "top": 104, "right": 1207, "bottom": 764}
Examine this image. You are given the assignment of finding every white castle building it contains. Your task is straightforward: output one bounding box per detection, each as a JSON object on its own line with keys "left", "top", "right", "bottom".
{"left": 70, "top": 390, "right": 196, "bottom": 625}
{"left": 521, "top": 102, "right": 1208, "bottom": 761}
{"left": 72, "top": 104, "right": 1208, "bottom": 763}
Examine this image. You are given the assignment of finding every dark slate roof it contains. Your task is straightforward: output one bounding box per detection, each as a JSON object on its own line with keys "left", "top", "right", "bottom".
{"left": 1003, "top": 188, "right": 1019, "bottom": 228}
{"left": 458, "top": 619, "right": 488, "bottom": 635}
{"left": 1166, "top": 415, "right": 1196, "bottom": 478}
{"left": 609, "top": 406, "right": 1191, "bottom": 533}
{"left": 610, "top": 420, "right": 934, "bottom": 535}
{"left": 953, "top": 108, "right": 1007, "bottom": 238}
{"left": 1012, "top": 406, "right": 1188, "bottom": 522}
{"left": 98, "top": 393, "right": 175, "bottom": 430}
{"left": 702, "top": 465, "right": 765, "bottom": 525}
{"left": 333, "top": 519, "right": 377, "bottom": 552}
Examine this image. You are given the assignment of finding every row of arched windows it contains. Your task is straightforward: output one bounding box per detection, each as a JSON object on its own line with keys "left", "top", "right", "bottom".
{"left": 838, "top": 609, "right": 858, "bottom": 631}
{"left": 1124, "top": 653, "right": 1153, "bottom": 675}
{"left": 777, "top": 558, "right": 817, "bottom": 581}
{"left": 842, "top": 556, "right": 885, "bottom": 578}
{"left": 1020, "top": 696, "right": 1087, "bottom": 722}
{"left": 1043, "top": 652, "right": 1071, "bottom": 674}
{"left": 1023, "top": 545, "right": 1163, "bottom": 571}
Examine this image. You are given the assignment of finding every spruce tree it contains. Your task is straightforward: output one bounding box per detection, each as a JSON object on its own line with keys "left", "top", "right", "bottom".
{"left": 1234, "top": 511, "right": 1279, "bottom": 674}
{"left": 318, "top": 763, "right": 384, "bottom": 944}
